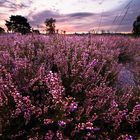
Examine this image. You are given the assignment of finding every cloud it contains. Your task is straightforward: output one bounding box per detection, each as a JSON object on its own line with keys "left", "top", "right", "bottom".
{"left": 0, "top": 0, "right": 30, "bottom": 13}
{"left": 29, "top": 10, "right": 95, "bottom": 23}
{"left": 0, "top": 0, "right": 8, "bottom": 5}
{"left": 28, "top": 10, "right": 96, "bottom": 32}
{"left": 28, "top": 6, "right": 138, "bottom": 33}
{"left": 29, "top": 10, "right": 61, "bottom": 26}
{"left": 68, "top": 12, "right": 94, "bottom": 18}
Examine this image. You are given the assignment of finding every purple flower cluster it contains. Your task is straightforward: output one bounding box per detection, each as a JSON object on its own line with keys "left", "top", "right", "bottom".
{"left": 0, "top": 34, "right": 140, "bottom": 139}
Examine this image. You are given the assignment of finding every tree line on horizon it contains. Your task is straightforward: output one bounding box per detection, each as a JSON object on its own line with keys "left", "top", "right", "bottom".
{"left": 0, "top": 15, "right": 140, "bottom": 35}
{"left": 0, "top": 15, "right": 56, "bottom": 35}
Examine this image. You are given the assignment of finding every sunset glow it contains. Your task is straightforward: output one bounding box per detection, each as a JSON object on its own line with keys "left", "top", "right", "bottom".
{"left": 0, "top": 0, "right": 140, "bottom": 33}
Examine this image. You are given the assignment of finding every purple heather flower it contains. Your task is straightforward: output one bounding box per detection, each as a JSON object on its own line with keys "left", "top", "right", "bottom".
{"left": 117, "top": 134, "right": 133, "bottom": 140}
{"left": 58, "top": 121, "right": 66, "bottom": 127}
{"left": 69, "top": 102, "right": 78, "bottom": 112}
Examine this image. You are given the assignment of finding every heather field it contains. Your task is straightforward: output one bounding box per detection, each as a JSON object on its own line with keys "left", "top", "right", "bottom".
{"left": 0, "top": 34, "right": 140, "bottom": 140}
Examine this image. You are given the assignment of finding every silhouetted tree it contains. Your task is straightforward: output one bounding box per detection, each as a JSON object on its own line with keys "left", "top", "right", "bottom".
{"left": 45, "top": 18, "right": 56, "bottom": 34}
{"left": 133, "top": 15, "right": 140, "bottom": 35}
{"left": 0, "top": 27, "right": 5, "bottom": 33}
{"left": 32, "top": 29, "right": 40, "bottom": 34}
{"left": 60, "top": 30, "right": 66, "bottom": 34}
{"left": 5, "top": 15, "right": 31, "bottom": 34}
{"left": 101, "top": 29, "right": 105, "bottom": 34}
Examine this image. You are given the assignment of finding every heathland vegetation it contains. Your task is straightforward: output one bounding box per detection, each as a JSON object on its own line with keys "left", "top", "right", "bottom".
{"left": 0, "top": 13, "right": 140, "bottom": 140}
{"left": 0, "top": 33, "right": 140, "bottom": 139}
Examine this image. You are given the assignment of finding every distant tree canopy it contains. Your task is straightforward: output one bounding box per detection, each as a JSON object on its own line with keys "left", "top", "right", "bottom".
{"left": 5, "top": 15, "right": 31, "bottom": 34}
{"left": 45, "top": 18, "right": 56, "bottom": 34}
{"left": 133, "top": 15, "right": 140, "bottom": 35}
{"left": 0, "top": 27, "right": 5, "bottom": 33}
{"left": 32, "top": 29, "right": 40, "bottom": 34}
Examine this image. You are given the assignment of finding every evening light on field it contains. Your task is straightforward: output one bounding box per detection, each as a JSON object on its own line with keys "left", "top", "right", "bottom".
{"left": 0, "top": 0, "right": 140, "bottom": 140}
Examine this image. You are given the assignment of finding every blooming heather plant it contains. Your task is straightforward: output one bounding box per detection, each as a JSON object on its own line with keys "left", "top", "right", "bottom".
{"left": 0, "top": 34, "right": 140, "bottom": 139}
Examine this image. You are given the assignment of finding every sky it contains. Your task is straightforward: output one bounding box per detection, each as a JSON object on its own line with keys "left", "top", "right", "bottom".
{"left": 0, "top": 0, "right": 140, "bottom": 33}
